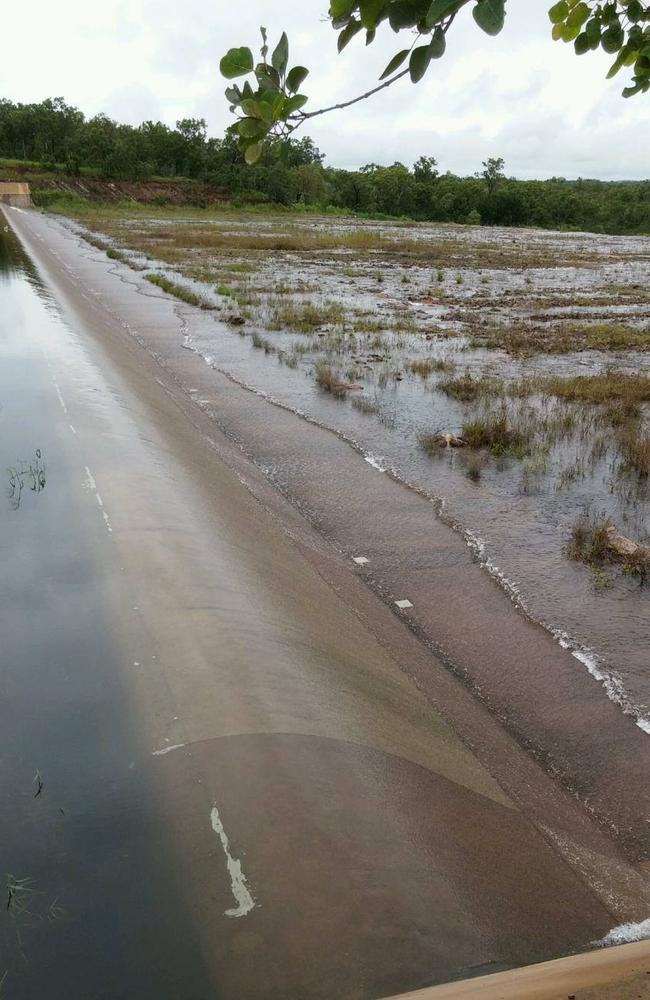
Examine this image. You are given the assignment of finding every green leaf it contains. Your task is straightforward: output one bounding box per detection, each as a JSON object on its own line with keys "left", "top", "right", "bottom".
{"left": 286, "top": 66, "right": 309, "bottom": 93}
{"left": 283, "top": 94, "right": 309, "bottom": 116}
{"left": 425, "top": 0, "right": 462, "bottom": 27}
{"left": 627, "top": 0, "right": 643, "bottom": 23}
{"left": 244, "top": 142, "right": 263, "bottom": 165}
{"left": 429, "top": 25, "right": 446, "bottom": 57}
{"left": 330, "top": 0, "right": 355, "bottom": 16}
{"left": 409, "top": 43, "right": 432, "bottom": 82}
{"left": 220, "top": 47, "right": 254, "bottom": 79}
{"left": 548, "top": 0, "right": 568, "bottom": 23}
{"left": 237, "top": 117, "right": 267, "bottom": 139}
{"left": 256, "top": 64, "right": 281, "bottom": 89}
{"left": 257, "top": 94, "right": 283, "bottom": 123}
{"left": 224, "top": 86, "right": 242, "bottom": 105}
{"left": 271, "top": 32, "right": 289, "bottom": 76}
{"left": 473, "top": 0, "right": 505, "bottom": 36}
{"left": 359, "top": 0, "right": 385, "bottom": 29}
{"left": 559, "top": 21, "right": 581, "bottom": 40}
{"left": 601, "top": 23, "right": 624, "bottom": 53}
{"left": 379, "top": 48, "right": 409, "bottom": 79}
{"left": 566, "top": 2, "right": 589, "bottom": 28}
{"left": 338, "top": 18, "right": 363, "bottom": 50}
{"left": 388, "top": 0, "right": 422, "bottom": 30}
{"left": 574, "top": 31, "right": 590, "bottom": 54}
{"left": 241, "top": 98, "right": 261, "bottom": 117}
{"left": 585, "top": 18, "right": 601, "bottom": 45}
{"left": 606, "top": 51, "right": 627, "bottom": 78}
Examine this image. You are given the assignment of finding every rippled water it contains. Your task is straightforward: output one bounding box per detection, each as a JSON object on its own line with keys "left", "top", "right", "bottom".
{"left": 69, "top": 214, "right": 650, "bottom": 723}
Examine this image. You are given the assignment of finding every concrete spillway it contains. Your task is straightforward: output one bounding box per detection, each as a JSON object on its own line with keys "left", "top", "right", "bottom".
{"left": 0, "top": 182, "right": 32, "bottom": 207}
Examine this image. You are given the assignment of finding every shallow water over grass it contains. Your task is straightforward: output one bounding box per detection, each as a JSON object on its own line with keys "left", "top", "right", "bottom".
{"left": 71, "top": 211, "right": 650, "bottom": 723}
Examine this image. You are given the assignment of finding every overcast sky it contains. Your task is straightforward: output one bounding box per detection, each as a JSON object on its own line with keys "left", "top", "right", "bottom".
{"left": 2, "top": 1, "right": 649, "bottom": 179}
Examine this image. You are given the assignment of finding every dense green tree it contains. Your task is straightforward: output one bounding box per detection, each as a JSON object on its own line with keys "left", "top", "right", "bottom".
{"left": 3, "top": 96, "right": 650, "bottom": 236}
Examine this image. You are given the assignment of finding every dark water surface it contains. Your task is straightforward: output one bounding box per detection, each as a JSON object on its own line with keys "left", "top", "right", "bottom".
{"left": 4, "top": 208, "right": 650, "bottom": 999}
{"left": 0, "top": 224, "right": 211, "bottom": 999}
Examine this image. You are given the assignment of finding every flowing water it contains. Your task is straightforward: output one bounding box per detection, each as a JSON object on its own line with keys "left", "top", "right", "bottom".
{"left": 70, "top": 213, "right": 650, "bottom": 728}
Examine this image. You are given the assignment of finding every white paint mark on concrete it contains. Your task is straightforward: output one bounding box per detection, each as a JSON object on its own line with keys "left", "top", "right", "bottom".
{"left": 83, "top": 467, "right": 112, "bottom": 533}
{"left": 395, "top": 599, "right": 413, "bottom": 609}
{"left": 210, "top": 805, "right": 256, "bottom": 918}
{"left": 133, "top": 661, "right": 140, "bottom": 667}
{"left": 152, "top": 743, "right": 186, "bottom": 757}
{"left": 69, "top": 424, "right": 77, "bottom": 435}
{"left": 353, "top": 556, "right": 369, "bottom": 565}
{"left": 53, "top": 382, "right": 68, "bottom": 414}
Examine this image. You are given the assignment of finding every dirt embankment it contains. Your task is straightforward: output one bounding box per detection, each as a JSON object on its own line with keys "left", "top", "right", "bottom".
{"left": 0, "top": 164, "right": 231, "bottom": 206}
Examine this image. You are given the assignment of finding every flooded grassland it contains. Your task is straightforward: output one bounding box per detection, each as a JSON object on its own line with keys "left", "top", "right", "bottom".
{"left": 65, "top": 209, "right": 650, "bottom": 725}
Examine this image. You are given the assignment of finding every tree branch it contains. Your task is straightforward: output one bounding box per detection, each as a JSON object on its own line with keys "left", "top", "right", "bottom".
{"left": 290, "top": 12, "right": 458, "bottom": 126}
{"left": 292, "top": 66, "right": 411, "bottom": 123}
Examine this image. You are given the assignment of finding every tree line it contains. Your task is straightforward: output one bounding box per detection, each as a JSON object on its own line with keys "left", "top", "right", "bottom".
{"left": 1, "top": 97, "right": 650, "bottom": 234}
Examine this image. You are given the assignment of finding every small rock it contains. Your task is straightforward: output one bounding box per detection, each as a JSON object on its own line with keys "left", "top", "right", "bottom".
{"left": 605, "top": 526, "right": 648, "bottom": 559}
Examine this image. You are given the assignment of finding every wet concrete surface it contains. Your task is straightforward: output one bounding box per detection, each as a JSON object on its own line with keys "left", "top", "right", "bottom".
{"left": 0, "top": 227, "right": 211, "bottom": 997}
{"left": 1, "top": 208, "right": 649, "bottom": 999}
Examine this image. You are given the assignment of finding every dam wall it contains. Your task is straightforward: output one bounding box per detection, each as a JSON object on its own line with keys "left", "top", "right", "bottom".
{"left": 0, "top": 182, "right": 33, "bottom": 208}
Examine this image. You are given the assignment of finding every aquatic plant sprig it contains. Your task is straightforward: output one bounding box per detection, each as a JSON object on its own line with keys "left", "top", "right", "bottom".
{"left": 7, "top": 449, "right": 46, "bottom": 509}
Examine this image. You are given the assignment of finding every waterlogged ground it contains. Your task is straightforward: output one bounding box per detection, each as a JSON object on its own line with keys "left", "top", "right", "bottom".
{"left": 66, "top": 209, "right": 650, "bottom": 720}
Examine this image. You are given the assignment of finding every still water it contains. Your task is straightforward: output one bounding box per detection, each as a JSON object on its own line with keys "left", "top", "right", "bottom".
{"left": 0, "top": 223, "right": 210, "bottom": 999}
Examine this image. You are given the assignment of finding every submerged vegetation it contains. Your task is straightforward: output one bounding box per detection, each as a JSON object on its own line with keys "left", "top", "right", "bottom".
{"left": 566, "top": 513, "right": 650, "bottom": 584}
{"left": 461, "top": 406, "right": 533, "bottom": 458}
{"left": 473, "top": 322, "right": 650, "bottom": 355}
{"left": 144, "top": 272, "right": 213, "bottom": 309}
{"left": 21, "top": 174, "right": 650, "bottom": 608}
{"left": 542, "top": 372, "right": 650, "bottom": 403}
{"left": 7, "top": 449, "right": 46, "bottom": 509}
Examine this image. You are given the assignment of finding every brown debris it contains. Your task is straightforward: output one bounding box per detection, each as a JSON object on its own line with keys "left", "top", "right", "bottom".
{"left": 430, "top": 433, "right": 468, "bottom": 449}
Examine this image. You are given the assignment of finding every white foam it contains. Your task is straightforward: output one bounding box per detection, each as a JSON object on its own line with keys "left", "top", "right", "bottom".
{"left": 464, "top": 529, "right": 486, "bottom": 560}
{"left": 462, "top": 528, "right": 650, "bottom": 734}
{"left": 595, "top": 918, "right": 650, "bottom": 947}
{"left": 210, "top": 805, "right": 256, "bottom": 918}
{"left": 174, "top": 349, "right": 650, "bottom": 738}
{"left": 364, "top": 453, "right": 386, "bottom": 472}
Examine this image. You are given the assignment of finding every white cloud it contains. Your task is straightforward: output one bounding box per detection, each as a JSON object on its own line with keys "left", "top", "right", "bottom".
{"left": 1, "top": 0, "right": 649, "bottom": 179}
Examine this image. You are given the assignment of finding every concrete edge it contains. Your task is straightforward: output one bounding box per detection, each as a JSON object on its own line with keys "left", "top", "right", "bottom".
{"left": 383, "top": 939, "right": 650, "bottom": 999}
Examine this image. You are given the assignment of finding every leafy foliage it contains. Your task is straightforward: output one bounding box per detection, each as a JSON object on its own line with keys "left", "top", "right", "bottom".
{"left": 4, "top": 97, "right": 650, "bottom": 236}
{"left": 220, "top": 0, "right": 649, "bottom": 162}
{"left": 549, "top": 0, "right": 650, "bottom": 97}
{"left": 220, "top": 28, "right": 310, "bottom": 163}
